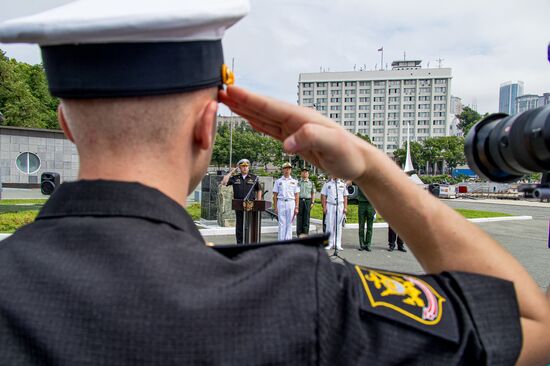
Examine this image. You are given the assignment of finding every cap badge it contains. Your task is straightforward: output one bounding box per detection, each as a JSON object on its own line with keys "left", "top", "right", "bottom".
{"left": 222, "top": 64, "right": 235, "bottom": 86}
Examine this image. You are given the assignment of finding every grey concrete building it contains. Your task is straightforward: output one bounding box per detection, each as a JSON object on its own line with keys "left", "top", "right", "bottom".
{"left": 0, "top": 126, "right": 78, "bottom": 187}
{"left": 298, "top": 60, "right": 452, "bottom": 154}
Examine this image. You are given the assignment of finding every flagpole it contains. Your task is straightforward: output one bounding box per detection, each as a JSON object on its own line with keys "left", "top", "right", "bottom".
{"left": 229, "top": 57, "right": 235, "bottom": 168}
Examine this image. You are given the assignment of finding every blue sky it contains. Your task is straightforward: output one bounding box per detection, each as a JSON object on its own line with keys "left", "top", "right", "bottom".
{"left": 1, "top": 0, "right": 549, "bottom": 115}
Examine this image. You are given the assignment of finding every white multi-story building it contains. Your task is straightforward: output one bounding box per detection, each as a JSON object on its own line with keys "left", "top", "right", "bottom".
{"left": 216, "top": 115, "right": 249, "bottom": 129}
{"left": 297, "top": 60, "right": 452, "bottom": 154}
{"left": 515, "top": 92, "right": 550, "bottom": 114}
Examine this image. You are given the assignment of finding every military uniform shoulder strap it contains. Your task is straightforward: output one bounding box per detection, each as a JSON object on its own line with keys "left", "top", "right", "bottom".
{"left": 208, "top": 233, "right": 329, "bottom": 255}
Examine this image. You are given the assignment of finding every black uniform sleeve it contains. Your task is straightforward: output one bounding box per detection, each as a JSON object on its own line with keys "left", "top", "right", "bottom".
{"left": 254, "top": 176, "right": 261, "bottom": 192}
{"left": 226, "top": 175, "right": 235, "bottom": 186}
{"left": 316, "top": 253, "right": 522, "bottom": 365}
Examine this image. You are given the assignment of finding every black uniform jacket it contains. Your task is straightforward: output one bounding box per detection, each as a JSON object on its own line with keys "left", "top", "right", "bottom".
{"left": 227, "top": 173, "right": 260, "bottom": 200}
{"left": 0, "top": 181, "right": 521, "bottom": 365}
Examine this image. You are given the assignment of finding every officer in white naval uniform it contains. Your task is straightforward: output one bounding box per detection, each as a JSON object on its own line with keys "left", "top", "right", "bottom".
{"left": 272, "top": 162, "right": 300, "bottom": 240}
{"left": 321, "top": 176, "right": 348, "bottom": 250}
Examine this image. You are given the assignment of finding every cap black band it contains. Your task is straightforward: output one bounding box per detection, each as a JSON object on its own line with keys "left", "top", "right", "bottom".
{"left": 41, "top": 40, "right": 224, "bottom": 98}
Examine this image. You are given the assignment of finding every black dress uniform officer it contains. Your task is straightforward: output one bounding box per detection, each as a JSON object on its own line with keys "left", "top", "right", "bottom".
{"left": 1, "top": 1, "right": 550, "bottom": 365}
{"left": 221, "top": 158, "right": 261, "bottom": 243}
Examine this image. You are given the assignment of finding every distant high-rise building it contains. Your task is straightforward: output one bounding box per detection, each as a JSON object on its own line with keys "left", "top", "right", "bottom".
{"left": 216, "top": 115, "right": 248, "bottom": 128}
{"left": 499, "top": 81, "right": 524, "bottom": 115}
{"left": 449, "top": 96, "right": 464, "bottom": 137}
{"left": 297, "top": 60, "right": 452, "bottom": 154}
{"left": 515, "top": 92, "right": 550, "bottom": 114}
{"left": 450, "top": 96, "right": 464, "bottom": 115}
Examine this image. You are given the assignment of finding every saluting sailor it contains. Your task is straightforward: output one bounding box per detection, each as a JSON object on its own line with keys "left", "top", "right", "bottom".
{"left": 272, "top": 162, "right": 299, "bottom": 240}
{"left": 221, "top": 158, "right": 261, "bottom": 244}
{"left": 321, "top": 175, "right": 348, "bottom": 250}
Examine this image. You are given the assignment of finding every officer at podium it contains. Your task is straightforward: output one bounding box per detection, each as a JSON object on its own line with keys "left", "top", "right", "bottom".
{"left": 221, "top": 158, "right": 261, "bottom": 243}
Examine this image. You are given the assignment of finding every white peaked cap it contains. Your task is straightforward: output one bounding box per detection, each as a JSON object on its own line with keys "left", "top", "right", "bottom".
{"left": 0, "top": 0, "right": 249, "bottom": 98}
{"left": 0, "top": 0, "right": 249, "bottom": 45}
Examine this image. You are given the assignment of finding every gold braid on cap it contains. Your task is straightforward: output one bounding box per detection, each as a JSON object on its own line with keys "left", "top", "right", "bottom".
{"left": 222, "top": 64, "right": 235, "bottom": 86}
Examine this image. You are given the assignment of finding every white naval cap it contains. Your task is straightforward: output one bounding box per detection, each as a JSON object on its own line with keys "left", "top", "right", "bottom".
{"left": 0, "top": 0, "right": 249, "bottom": 98}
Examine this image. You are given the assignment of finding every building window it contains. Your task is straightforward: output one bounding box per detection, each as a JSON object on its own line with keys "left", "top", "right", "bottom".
{"left": 302, "top": 82, "right": 313, "bottom": 88}
{"left": 303, "top": 90, "right": 313, "bottom": 96}
{"left": 331, "top": 90, "right": 341, "bottom": 96}
{"left": 344, "top": 97, "right": 356, "bottom": 103}
{"left": 330, "top": 82, "right": 341, "bottom": 87}
{"left": 359, "top": 81, "right": 370, "bottom": 86}
{"left": 330, "top": 97, "right": 340, "bottom": 103}
{"left": 316, "top": 90, "right": 327, "bottom": 95}
{"left": 344, "top": 105, "right": 355, "bottom": 110}
{"left": 316, "top": 82, "right": 327, "bottom": 87}
{"left": 16, "top": 152, "right": 41, "bottom": 175}
{"left": 330, "top": 105, "right": 341, "bottom": 110}
{"left": 345, "top": 89, "right": 356, "bottom": 95}
{"left": 359, "top": 89, "right": 370, "bottom": 94}
{"left": 344, "top": 81, "right": 356, "bottom": 87}
{"left": 359, "top": 97, "right": 370, "bottom": 102}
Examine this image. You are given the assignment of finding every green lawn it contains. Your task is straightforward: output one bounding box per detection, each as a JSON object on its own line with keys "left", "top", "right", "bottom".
{"left": 0, "top": 200, "right": 203, "bottom": 233}
{"left": 309, "top": 202, "right": 511, "bottom": 223}
{"left": 0, "top": 200, "right": 511, "bottom": 233}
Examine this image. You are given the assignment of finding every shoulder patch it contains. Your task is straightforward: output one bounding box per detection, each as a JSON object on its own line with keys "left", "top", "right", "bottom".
{"left": 353, "top": 265, "right": 459, "bottom": 343}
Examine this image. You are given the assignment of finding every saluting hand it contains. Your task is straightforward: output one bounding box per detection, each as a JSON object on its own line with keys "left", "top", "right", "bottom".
{"left": 219, "top": 86, "right": 382, "bottom": 182}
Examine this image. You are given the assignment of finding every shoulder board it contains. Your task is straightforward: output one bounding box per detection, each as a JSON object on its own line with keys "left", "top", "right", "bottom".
{"left": 209, "top": 233, "right": 330, "bottom": 254}
{"left": 349, "top": 264, "right": 459, "bottom": 344}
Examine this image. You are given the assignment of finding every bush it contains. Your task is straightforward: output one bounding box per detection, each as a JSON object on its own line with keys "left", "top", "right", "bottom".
{"left": 419, "top": 175, "right": 463, "bottom": 185}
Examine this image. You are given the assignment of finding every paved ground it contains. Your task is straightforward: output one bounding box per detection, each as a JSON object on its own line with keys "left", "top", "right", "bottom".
{"left": 204, "top": 199, "right": 550, "bottom": 290}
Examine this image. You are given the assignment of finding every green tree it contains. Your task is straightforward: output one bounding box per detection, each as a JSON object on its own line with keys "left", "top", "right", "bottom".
{"left": 0, "top": 50, "right": 59, "bottom": 129}
{"left": 211, "top": 124, "right": 283, "bottom": 168}
{"left": 355, "top": 133, "right": 371, "bottom": 144}
{"left": 457, "top": 106, "right": 488, "bottom": 136}
{"left": 438, "top": 136, "right": 466, "bottom": 172}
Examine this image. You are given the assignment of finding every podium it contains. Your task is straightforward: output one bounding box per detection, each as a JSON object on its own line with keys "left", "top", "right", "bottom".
{"left": 232, "top": 199, "right": 272, "bottom": 244}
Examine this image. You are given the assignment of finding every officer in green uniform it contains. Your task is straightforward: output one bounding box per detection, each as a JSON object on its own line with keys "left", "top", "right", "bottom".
{"left": 357, "top": 185, "right": 375, "bottom": 251}
{"left": 296, "top": 167, "right": 316, "bottom": 237}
